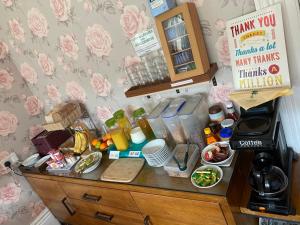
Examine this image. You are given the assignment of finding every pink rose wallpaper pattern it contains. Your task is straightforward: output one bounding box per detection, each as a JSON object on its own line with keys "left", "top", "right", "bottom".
{"left": 0, "top": 58, "right": 46, "bottom": 225}
{"left": 0, "top": 41, "right": 9, "bottom": 60}
{"left": 37, "top": 53, "right": 55, "bottom": 76}
{"left": 0, "top": 0, "right": 255, "bottom": 224}
{"left": 20, "top": 63, "right": 38, "bottom": 85}
{"left": 59, "top": 34, "right": 79, "bottom": 60}
{"left": 0, "top": 69, "right": 14, "bottom": 90}
{"left": 85, "top": 24, "right": 113, "bottom": 58}
{"left": 8, "top": 19, "right": 25, "bottom": 43}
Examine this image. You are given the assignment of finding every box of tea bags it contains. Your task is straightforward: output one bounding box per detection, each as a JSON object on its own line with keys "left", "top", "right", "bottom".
{"left": 148, "top": 0, "right": 176, "bottom": 17}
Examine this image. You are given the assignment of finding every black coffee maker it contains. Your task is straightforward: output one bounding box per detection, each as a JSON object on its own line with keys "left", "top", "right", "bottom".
{"left": 230, "top": 98, "right": 296, "bottom": 215}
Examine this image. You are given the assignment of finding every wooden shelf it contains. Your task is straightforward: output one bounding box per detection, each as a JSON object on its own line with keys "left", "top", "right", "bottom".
{"left": 124, "top": 63, "right": 217, "bottom": 98}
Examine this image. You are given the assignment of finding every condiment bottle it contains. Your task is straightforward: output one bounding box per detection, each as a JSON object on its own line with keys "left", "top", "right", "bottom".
{"left": 219, "top": 128, "right": 233, "bottom": 142}
{"left": 133, "top": 108, "right": 156, "bottom": 141}
{"left": 209, "top": 104, "right": 225, "bottom": 124}
{"left": 221, "top": 119, "right": 234, "bottom": 129}
{"left": 209, "top": 122, "right": 221, "bottom": 134}
{"left": 105, "top": 118, "right": 129, "bottom": 151}
{"left": 225, "top": 101, "right": 238, "bottom": 121}
{"left": 204, "top": 127, "right": 218, "bottom": 145}
{"left": 113, "top": 109, "right": 132, "bottom": 141}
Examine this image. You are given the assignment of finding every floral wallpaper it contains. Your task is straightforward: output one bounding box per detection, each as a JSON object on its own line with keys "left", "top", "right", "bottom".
{"left": 0, "top": 58, "right": 46, "bottom": 224}
{"left": 0, "top": 0, "right": 255, "bottom": 224}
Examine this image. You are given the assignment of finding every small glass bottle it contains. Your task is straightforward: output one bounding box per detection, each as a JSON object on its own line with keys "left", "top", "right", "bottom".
{"left": 204, "top": 127, "right": 218, "bottom": 145}
{"left": 133, "top": 108, "right": 156, "bottom": 141}
{"left": 105, "top": 118, "right": 129, "bottom": 151}
{"left": 113, "top": 109, "right": 132, "bottom": 141}
{"left": 225, "top": 101, "right": 238, "bottom": 121}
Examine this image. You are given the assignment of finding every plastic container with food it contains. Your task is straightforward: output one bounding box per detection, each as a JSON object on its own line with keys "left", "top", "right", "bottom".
{"left": 148, "top": 99, "right": 171, "bottom": 140}
{"left": 164, "top": 144, "right": 200, "bottom": 178}
{"left": 130, "top": 127, "right": 146, "bottom": 144}
{"left": 161, "top": 98, "right": 186, "bottom": 143}
{"left": 177, "top": 95, "right": 208, "bottom": 149}
{"left": 133, "top": 108, "right": 156, "bottom": 141}
{"left": 105, "top": 118, "right": 129, "bottom": 151}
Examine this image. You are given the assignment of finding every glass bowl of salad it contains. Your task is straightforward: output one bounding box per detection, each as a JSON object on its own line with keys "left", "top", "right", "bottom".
{"left": 191, "top": 165, "right": 223, "bottom": 188}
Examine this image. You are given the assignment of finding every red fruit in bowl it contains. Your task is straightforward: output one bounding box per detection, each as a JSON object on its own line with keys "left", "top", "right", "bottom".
{"left": 205, "top": 151, "right": 214, "bottom": 161}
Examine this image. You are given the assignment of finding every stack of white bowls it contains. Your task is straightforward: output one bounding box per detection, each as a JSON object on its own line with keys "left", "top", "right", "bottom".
{"left": 142, "top": 139, "right": 172, "bottom": 167}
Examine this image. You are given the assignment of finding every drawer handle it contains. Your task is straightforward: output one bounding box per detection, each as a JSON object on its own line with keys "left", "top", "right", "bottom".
{"left": 144, "top": 215, "right": 153, "bottom": 225}
{"left": 82, "top": 193, "right": 101, "bottom": 202}
{"left": 62, "top": 197, "right": 76, "bottom": 216}
{"left": 95, "top": 211, "right": 113, "bottom": 222}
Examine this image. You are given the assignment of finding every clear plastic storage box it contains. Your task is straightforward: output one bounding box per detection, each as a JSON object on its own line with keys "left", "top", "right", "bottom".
{"left": 148, "top": 99, "right": 171, "bottom": 140}
{"left": 161, "top": 98, "right": 186, "bottom": 143}
{"left": 164, "top": 144, "right": 200, "bottom": 178}
{"left": 178, "top": 95, "right": 209, "bottom": 149}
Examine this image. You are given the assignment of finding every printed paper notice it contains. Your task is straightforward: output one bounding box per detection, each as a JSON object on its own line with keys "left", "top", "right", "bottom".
{"left": 226, "top": 4, "right": 291, "bottom": 90}
{"left": 131, "top": 28, "right": 161, "bottom": 56}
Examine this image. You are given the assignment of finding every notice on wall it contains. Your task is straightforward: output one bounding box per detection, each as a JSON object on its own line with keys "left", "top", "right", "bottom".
{"left": 131, "top": 28, "right": 161, "bottom": 56}
{"left": 226, "top": 4, "right": 291, "bottom": 91}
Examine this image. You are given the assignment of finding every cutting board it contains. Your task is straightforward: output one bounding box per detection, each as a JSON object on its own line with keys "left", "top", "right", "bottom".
{"left": 100, "top": 158, "right": 145, "bottom": 183}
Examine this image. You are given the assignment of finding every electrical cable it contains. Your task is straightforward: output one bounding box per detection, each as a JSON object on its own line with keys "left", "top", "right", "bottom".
{"left": 4, "top": 161, "right": 23, "bottom": 176}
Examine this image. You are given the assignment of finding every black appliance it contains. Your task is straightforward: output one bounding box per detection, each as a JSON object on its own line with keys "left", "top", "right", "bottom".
{"left": 230, "top": 99, "right": 296, "bottom": 215}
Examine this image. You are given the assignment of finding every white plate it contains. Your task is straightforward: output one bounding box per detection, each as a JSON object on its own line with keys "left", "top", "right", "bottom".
{"left": 22, "top": 153, "right": 40, "bottom": 167}
{"left": 201, "top": 142, "right": 234, "bottom": 166}
{"left": 83, "top": 159, "right": 101, "bottom": 173}
{"left": 74, "top": 152, "right": 102, "bottom": 173}
{"left": 142, "top": 139, "right": 166, "bottom": 154}
{"left": 191, "top": 165, "right": 223, "bottom": 189}
{"left": 34, "top": 155, "right": 51, "bottom": 168}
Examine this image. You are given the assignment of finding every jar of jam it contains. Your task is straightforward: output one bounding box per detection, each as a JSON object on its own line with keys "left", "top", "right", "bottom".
{"left": 209, "top": 104, "right": 225, "bottom": 123}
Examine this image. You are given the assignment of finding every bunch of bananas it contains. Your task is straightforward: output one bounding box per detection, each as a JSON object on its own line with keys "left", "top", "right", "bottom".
{"left": 73, "top": 130, "right": 89, "bottom": 154}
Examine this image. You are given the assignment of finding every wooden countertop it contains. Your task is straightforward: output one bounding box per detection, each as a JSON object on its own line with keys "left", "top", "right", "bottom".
{"left": 20, "top": 151, "right": 239, "bottom": 197}
{"left": 240, "top": 153, "right": 300, "bottom": 222}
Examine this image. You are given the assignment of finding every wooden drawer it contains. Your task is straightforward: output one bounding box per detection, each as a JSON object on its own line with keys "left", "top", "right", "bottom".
{"left": 69, "top": 198, "right": 143, "bottom": 225}
{"left": 144, "top": 216, "right": 189, "bottom": 225}
{"left": 26, "top": 177, "right": 77, "bottom": 223}
{"left": 131, "top": 192, "right": 228, "bottom": 225}
{"left": 60, "top": 182, "right": 139, "bottom": 212}
{"left": 66, "top": 213, "right": 119, "bottom": 225}
{"left": 43, "top": 198, "right": 75, "bottom": 222}
{"left": 27, "top": 177, "right": 66, "bottom": 201}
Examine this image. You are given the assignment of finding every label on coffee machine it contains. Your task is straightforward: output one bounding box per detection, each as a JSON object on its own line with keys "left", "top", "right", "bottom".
{"left": 238, "top": 140, "right": 263, "bottom": 148}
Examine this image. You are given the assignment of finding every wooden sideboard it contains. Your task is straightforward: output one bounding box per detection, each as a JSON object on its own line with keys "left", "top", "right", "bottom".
{"left": 25, "top": 174, "right": 240, "bottom": 225}
{"left": 22, "top": 151, "right": 280, "bottom": 225}
{"left": 21, "top": 149, "right": 300, "bottom": 225}
{"left": 21, "top": 152, "right": 255, "bottom": 225}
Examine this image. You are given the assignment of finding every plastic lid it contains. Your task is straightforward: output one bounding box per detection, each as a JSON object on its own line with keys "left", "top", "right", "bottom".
{"left": 105, "top": 118, "right": 116, "bottom": 128}
{"left": 225, "top": 101, "right": 233, "bottom": 108}
{"left": 178, "top": 95, "right": 202, "bottom": 116}
{"left": 220, "top": 128, "right": 233, "bottom": 138}
{"left": 221, "top": 119, "right": 234, "bottom": 128}
{"left": 204, "top": 127, "right": 212, "bottom": 135}
{"left": 148, "top": 99, "right": 171, "bottom": 119}
{"left": 113, "top": 109, "right": 125, "bottom": 119}
{"left": 161, "top": 98, "right": 186, "bottom": 118}
{"left": 133, "top": 108, "right": 146, "bottom": 118}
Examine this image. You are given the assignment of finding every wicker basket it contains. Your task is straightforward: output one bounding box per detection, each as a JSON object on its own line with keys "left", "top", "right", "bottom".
{"left": 43, "top": 102, "right": 82, "bottom": 131}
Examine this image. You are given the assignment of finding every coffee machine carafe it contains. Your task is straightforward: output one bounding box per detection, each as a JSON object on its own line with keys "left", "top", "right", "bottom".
{"left": 230, "top": 99, "right": 295, "bottom": 215}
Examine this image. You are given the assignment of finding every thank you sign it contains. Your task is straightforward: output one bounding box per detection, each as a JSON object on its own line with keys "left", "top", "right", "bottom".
{"left": 226, "top": 4, "right": 291, "bottom": 90}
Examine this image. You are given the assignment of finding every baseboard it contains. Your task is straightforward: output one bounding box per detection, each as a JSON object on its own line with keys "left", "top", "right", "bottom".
{"left": 30, "top": 208, "right": 60, "bottom": 225}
